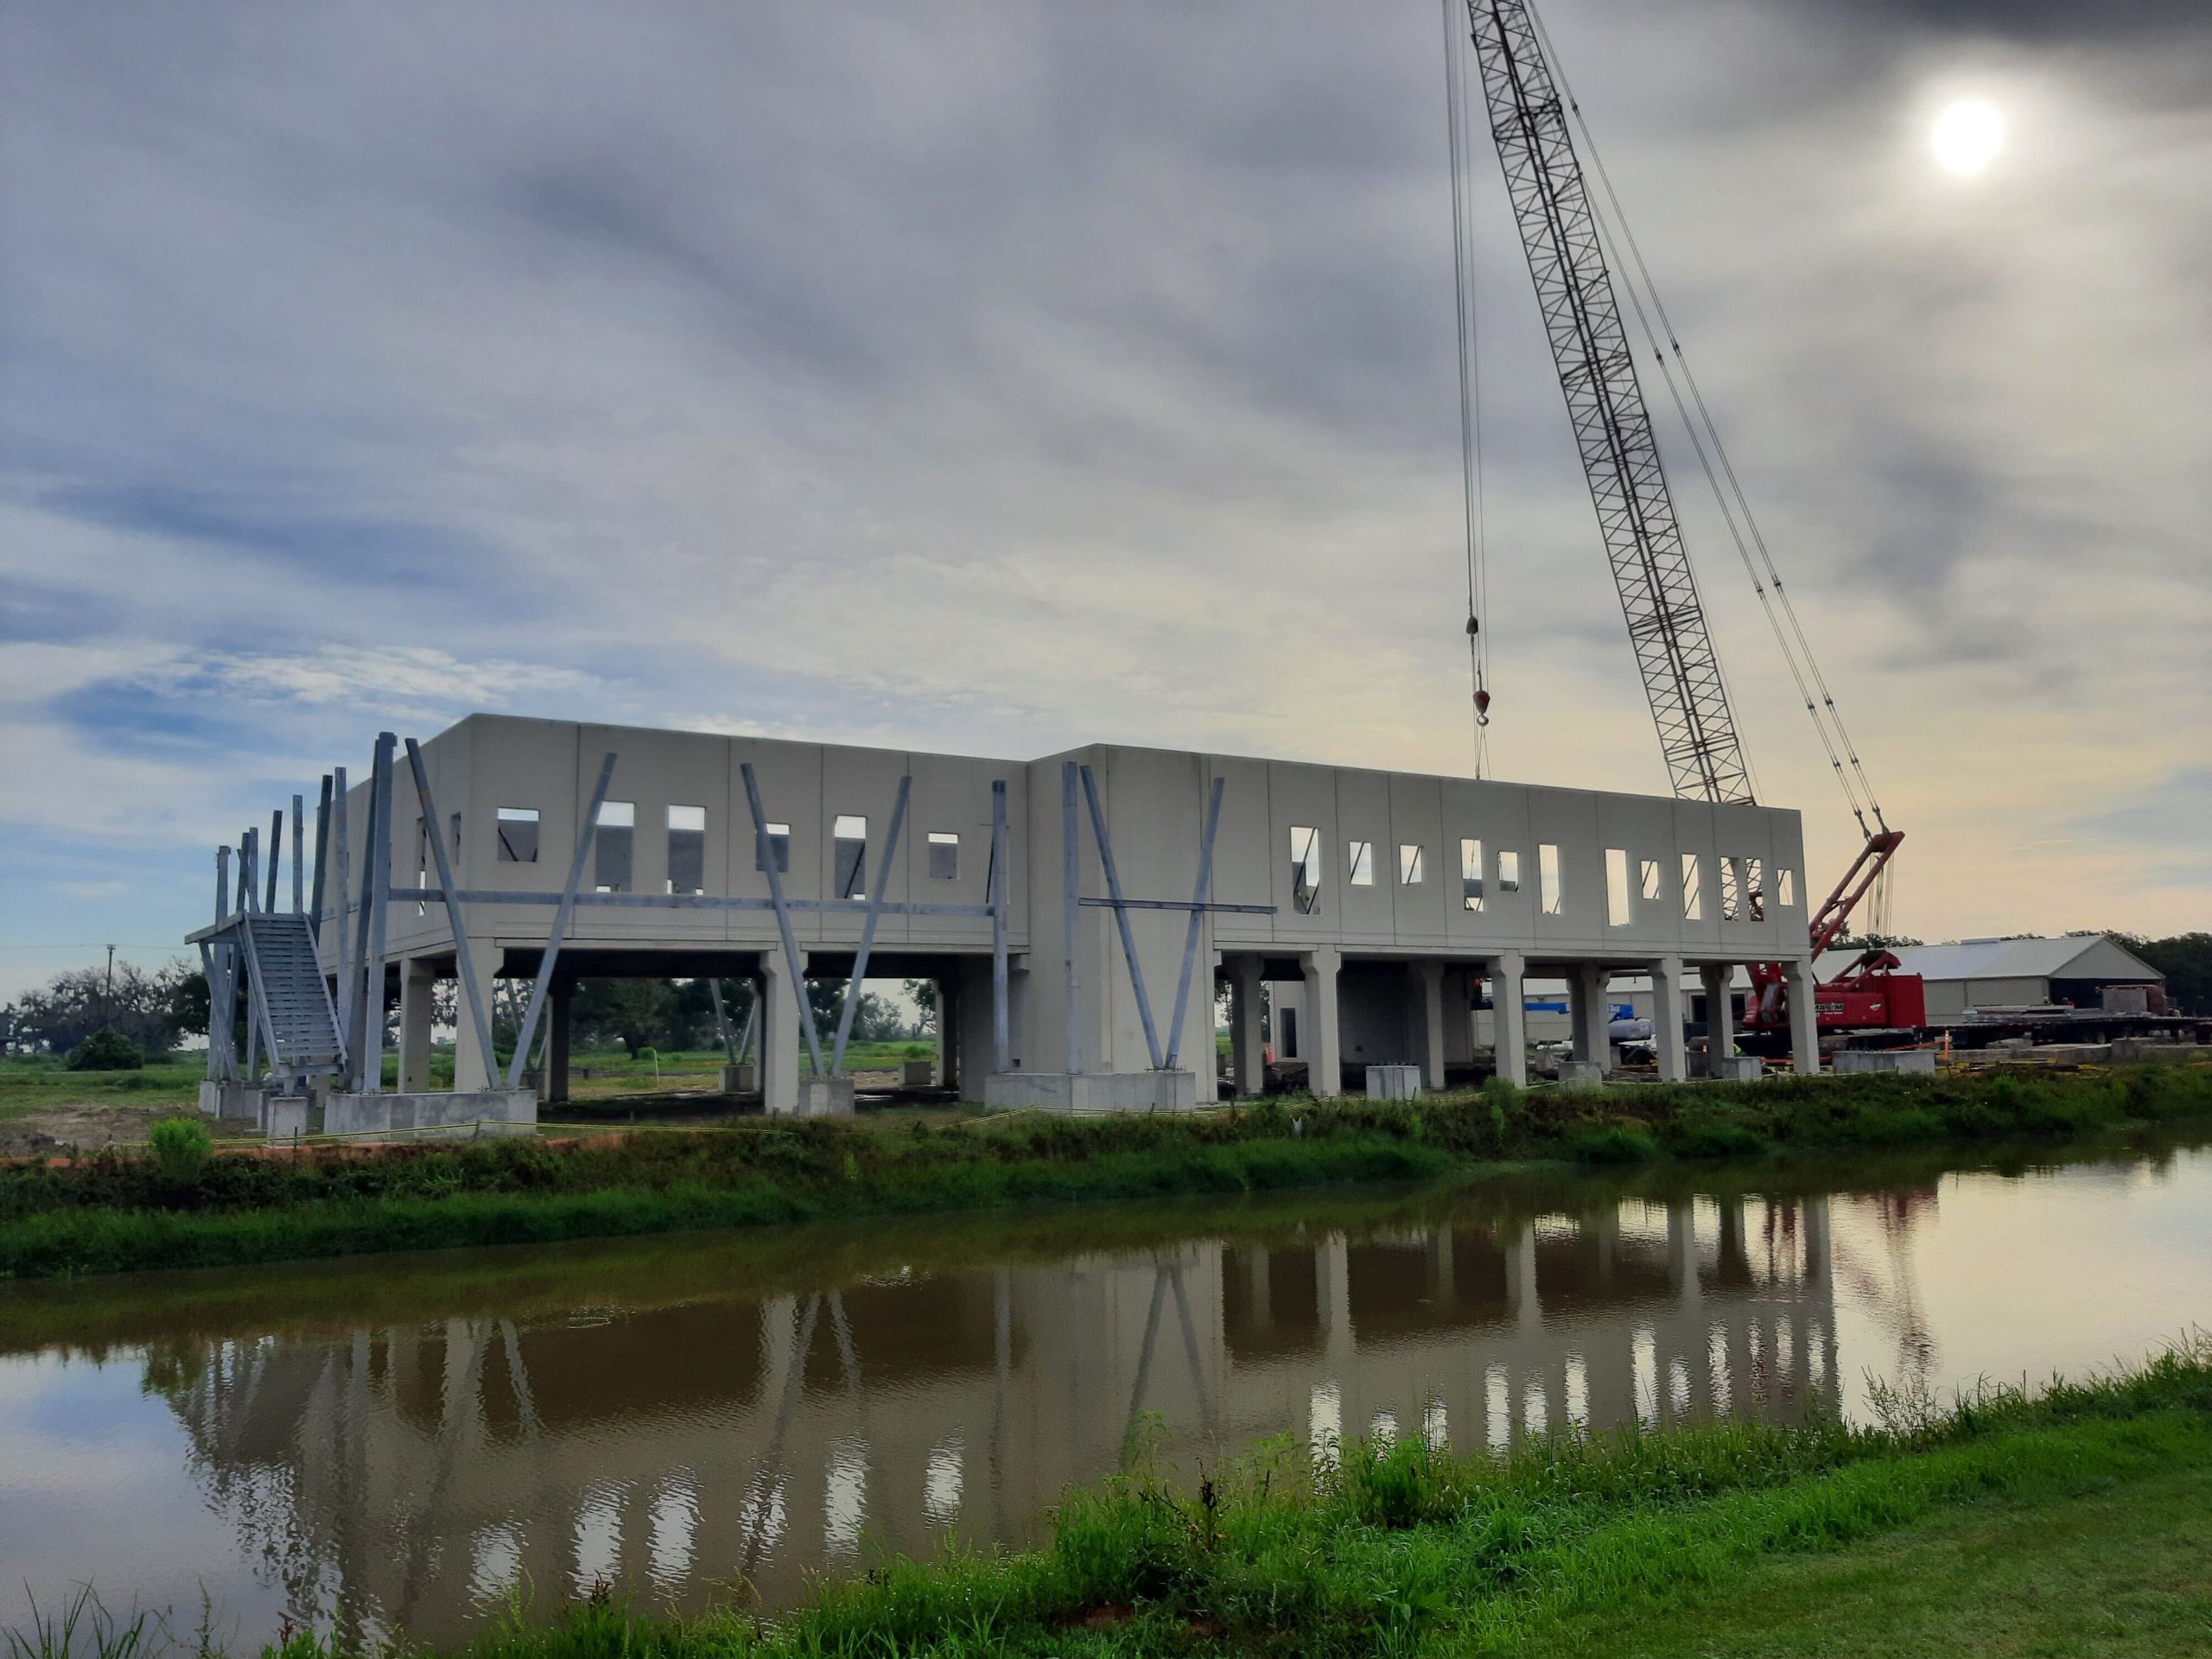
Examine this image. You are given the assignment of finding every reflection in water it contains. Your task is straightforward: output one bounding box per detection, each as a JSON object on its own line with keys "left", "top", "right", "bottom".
{"left": 144, "top": 1195, "right": 1840, "bottom": 1640}
{"left": 4, "top": 1139, "right": 2208, "bottom": 1646}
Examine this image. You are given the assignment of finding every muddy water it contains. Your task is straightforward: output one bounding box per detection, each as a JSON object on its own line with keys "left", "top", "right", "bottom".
{"left": 3, "top": 1135, "right": 2209, "bottom": 1647}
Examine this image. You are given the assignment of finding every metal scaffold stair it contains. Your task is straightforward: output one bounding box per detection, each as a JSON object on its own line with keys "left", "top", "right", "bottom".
{"left": 241, "top": 911, "right": 346, "bottom": 1082}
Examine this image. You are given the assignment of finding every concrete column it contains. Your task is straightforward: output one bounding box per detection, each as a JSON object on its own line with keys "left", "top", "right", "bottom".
{"left": 1701, "top": 964, "right": 1734, "bottom": 1075}
{"left": 1489, "top": 950, "right": 1528, "bottom": 1086}
{"left": 1649, "top": 956, "right": 1688, "bottom": 1082}
{"left": 1570, "top": 963, "right": 1612, "bottom": 1068}
{"left": 397, "top": 957, "right": 435, "bottom": 1093}
{"left": 1786, "top": 959, "right": 1820, "bottom": 1076}
{"left": 1415, "top": 959, "right": 1446, "bottom": 1090}
{"left": 451, "top": 939, "right": 500, "bottom": 1091}
{"left": 931, "top": 976, "right": 950, "bottom": 1084}
{"left": 1441, "top": 968, "right": 1476, "bottom": 1065}
{"left": 548, "top": 983, "right": 572, "bottom": 1103}
{"left": 1300, "top": 946, "right": 1343, "bottom": 1098}
{"left": 762, "top": 949, "right": 807, "bottom": 1115}
{"left": 938, "top": 976, "right": 961, "bottom": 1093}
{"left": 1230, "top": 957, "right": 1266, "bottom": 1098}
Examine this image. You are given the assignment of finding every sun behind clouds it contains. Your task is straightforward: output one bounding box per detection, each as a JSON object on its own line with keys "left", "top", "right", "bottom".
{"left": 1931, "top": 98, "right": 2005, "bottom": 176}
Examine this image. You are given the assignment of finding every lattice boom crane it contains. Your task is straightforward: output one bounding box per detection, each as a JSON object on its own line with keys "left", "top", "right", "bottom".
{"left": 1456, "top": 0, "right": 1918, "bottom": 1039}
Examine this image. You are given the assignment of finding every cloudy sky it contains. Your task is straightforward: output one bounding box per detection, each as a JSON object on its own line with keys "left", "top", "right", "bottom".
{"left": 3, "top": 0, "right": 2208, "bottom": 997}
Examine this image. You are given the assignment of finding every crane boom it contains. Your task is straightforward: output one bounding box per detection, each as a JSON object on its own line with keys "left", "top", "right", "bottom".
{"left": 1462, "top": 0, "right": 1751, "bottom": 806}
{"left": 1453, "top": 0, "right": 1923, "bottom": 1040}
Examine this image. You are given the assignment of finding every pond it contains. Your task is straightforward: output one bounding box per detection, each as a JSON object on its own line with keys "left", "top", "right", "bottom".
{"left": 3, "top": 1132, "right": 2209, "bottom": 1647}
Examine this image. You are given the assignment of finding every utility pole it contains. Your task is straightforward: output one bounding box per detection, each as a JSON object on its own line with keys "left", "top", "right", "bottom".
{"left": 104, "top": 944, "right": 116, "bottom": 1029}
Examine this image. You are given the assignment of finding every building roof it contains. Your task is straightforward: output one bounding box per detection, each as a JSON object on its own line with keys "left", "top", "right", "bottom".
{"left": 1815, "top": 934, "right": 2163, "bottom": 985}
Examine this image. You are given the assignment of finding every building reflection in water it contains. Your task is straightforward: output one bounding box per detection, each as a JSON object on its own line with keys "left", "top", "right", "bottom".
{"left": 153, "top": 1192, "right": 1852, "bottom": 1643}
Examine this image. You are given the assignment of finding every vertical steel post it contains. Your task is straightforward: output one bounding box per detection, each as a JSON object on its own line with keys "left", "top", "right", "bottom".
{"left": 831, "top": 775, "right": 911, "bottom": 1075}
{"left": 1062, "top": 760, "right": 1081, "bottom": 1076}
{"left": 361, "top": 733, "right": 397, "bottom": 1095}
{"left": 506, "top": 753, "right": 615, "bottom": 1090}
{"left": 310, "top": 776, "right": 332, "bottom": 940}
{"left": 265, "top": 810, "right": 283, "bottom": 912}
{"left": 708, "top": 978, "right": 738, "bottom": 1064}
{"left": 740, "top": 761, "right": 827, "bottom": 1078}
{"left": 210, "top": 848, "right": 232, "bottom": 1083}
{"left": 404, "top": 739, "right": 499, "bottom": 1088}
{"left": 291, "top": 795, "right": 306, "bottom": 914}
{"left": 331, "top": 766, "right": 353, "bottom": 1058}
{"left": 1078, "top": 764, "right": 1165, "bottom": 1071}
{"left": 1163, "top": 775, "right": 1226, "bottom": 1071}
{"left": 990, "top": 779, "right": 1010, "bottom": 1075}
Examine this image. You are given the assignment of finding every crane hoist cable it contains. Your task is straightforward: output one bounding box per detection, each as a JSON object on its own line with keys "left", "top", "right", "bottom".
{"left": 1440, "top": 0, "right": 1492, "bottom": 777}
{"left": 1522, "top": 0, "right": 1889, "bottom": 835}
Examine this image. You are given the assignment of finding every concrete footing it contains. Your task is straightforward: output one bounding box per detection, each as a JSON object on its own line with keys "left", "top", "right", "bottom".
{"left": 1364, "top": 1064, "right": 1422, "bottom": 1101}
{"left": 1834, "top": 1048, "right": 1936, "bottom": 1076}
{"left": 2110, "top": 1039, "right": 2204, "bottom": 1063}
{"left": 721, "top": 1062, "right": 758, "bottom": 1094}
{"left": 900, "top": 1058, "right": 936, "bottom": 1087}
{"left": 321, "top": 1090, "right": 539, "bottom": 1141}
{"left": 983, "top": 1071, "right": 1198, "bottom": 1115}
{"left": 794, "top": 1077, "right": 856, "bottom": 1117}
{"left": 199, "top": 1080, "right": 270, "bottom": 1125}
{"left": 1556, "top": 1060, "right": 1608, "bottom": 1091}
{"left": 1705, "top": 1056, "right": 1766, "bottom": 1083}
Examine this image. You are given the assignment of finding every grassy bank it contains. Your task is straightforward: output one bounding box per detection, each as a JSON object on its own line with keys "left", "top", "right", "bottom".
{"left": 3, "top": 1061, "right": 2209, "bottom": 1281}
{"left": 33, "top": 1338, "right": 2196, "bottom": 1658}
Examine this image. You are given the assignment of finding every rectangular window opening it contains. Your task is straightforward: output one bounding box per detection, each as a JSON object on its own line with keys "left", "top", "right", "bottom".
{"left": 833, "top": 814, "right": 868, "bottom": 899}
{"left": 1399, "top": 843, "right": 1424, "bottom": 885}
{"left": 1289, "top": 826, "right": 1322, "bottom": 915}
{"left": 1640, "top": 858, "right": 1662, "bottom": 904}
{"left": 1497, "top": 849, "right": 1522, "bottom": 894}
{"left": 496, "top": 807, "right": 539, "bottom": 864}
{"left": 594, "top": 800, "right": 635, "bottom": 893}
{"left": 1745, "top": 857, "right": 1767, "bottom": 921}
{"left": 1719, "top": 856, "right": 1744, "bottom": 923}
{"left": 927, "top": 831, "right": 960, "bottom": 881}
{"left": 666, "top": 804, "right": 706, "bottom": 895}
{"left": 1605, "top": 848, "right": 1631, "bottom": 927}
{"left": 754, "top": 820, "right": 791, "bottom": 875}
{"left": 1347, "top": 840, "right": 1375, "bottom": 887}
{"left": 1459, "top": 838, "right": 1484, "bottom": 911}
{"left": 1539, "top": 843, "right": 1563, "bottom": 916}
{"left": 1681, "top": 853, "right": 1704, "bottom": 921}
{"left": 1777, "top": 867, "right": 1796, "bottom": 908}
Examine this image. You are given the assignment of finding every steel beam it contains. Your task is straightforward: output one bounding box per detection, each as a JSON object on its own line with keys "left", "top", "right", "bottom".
{"left": 505, "top": 752, "right": 616, "bottom": 1090}
{"left": 830, "top": 774, "right": 911, "bottom": 1076}
{"left": 1078, "top": 763, "right": 1164, "bottom": 1071}
{"left": 1062, "top": 760, "right": 1081, "bottom": 1076}
{"left": 1163, "top": 775, "right": 1225, "bottom": 1071}
{"left": 741, "top": 761, "right": 826, "bottom": 1078}
{"left": 404, "top": 738, "right": 499, "bottom": 1088}
{"left": 990, "top": 779, "right": 1010, "bottom": 1074}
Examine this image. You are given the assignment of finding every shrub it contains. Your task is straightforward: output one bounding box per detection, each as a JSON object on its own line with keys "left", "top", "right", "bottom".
{"left": 67, "top": 1027, "right": 143, "bottom": 1071}
{"left": 1567, "top": 1124, "right": 1661, "bottom": 1165}
{"left": 148, "top": 1116, "right": 213, "bottom": 1183}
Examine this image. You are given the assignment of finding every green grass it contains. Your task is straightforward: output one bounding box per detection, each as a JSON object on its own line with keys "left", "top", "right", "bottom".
{"left": 3, "top": 1062, "right": 2209, "bottom": 1281}
{"left": 198, "top": 1338, "right": 2212, "bottom": 1659}
{"left": 0, "top": 1056, "right": 204, "bottom": 1118}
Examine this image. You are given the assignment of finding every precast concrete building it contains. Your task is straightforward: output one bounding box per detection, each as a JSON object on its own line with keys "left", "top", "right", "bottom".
{"left": 279, "top": 714, "right": 1818, "bottom": 1114}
